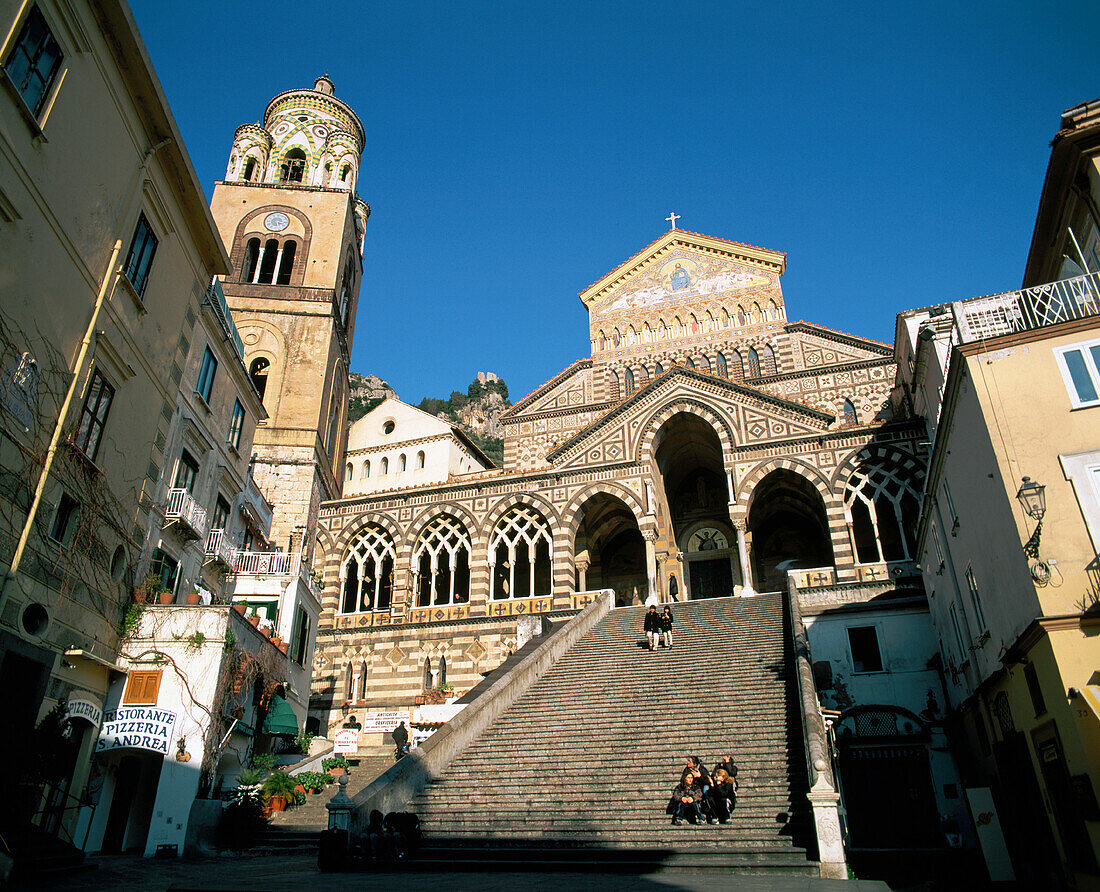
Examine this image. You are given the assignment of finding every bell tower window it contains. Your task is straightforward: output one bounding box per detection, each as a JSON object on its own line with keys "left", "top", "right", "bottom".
{"left": 242, "top": 238, "right": 260, "bottom": 282}
{"left": 275, "top": 240, "right": 296, "bottom": 285}
{"left": 256, "top": 238, "right": 279, "bottom": 284}
{"left": 243, "top": 157, "right": 257, "bottom": 181}
{"left": 280, "top": 148, "right": 307, "bottom": 183}
{"left": 249, "top": 357, "right": 269, "bottom": 403}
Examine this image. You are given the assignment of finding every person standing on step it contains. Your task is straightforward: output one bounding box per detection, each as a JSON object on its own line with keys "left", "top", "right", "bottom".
{"left": 659, "top": 606, "right": 674, "bottom": 648}
{"left": 671, "top": 770, "right": 706, "bottom": 825}
{"left": 392, "top": 721, "right": 410, "bottom": 761}
{"left": 644, "top": 605, "right": 661, "bottom": 650}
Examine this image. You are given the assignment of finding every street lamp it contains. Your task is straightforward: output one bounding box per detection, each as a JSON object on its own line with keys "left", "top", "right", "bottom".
{"left": 1015, "top": 476, "right": 1047, "bottom": 561}
{"left": 1015, "top": 476, "right": 1047, "bottom": 520}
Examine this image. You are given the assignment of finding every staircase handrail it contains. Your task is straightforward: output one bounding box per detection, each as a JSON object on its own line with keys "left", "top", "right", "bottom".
{"left": 785, "top": 575, "right": 847, "bottom": 878}
{"left": 329, "top": 591, "right": 614, "bottom": 835}
{"left": 785, "top": 575, "right": 835, "bottom": 790}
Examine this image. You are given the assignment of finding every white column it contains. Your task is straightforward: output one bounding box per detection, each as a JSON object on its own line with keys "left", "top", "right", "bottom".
{"left": 643, "top": 531, "right": 658, "bottom": 605}
{"left": 575, "top": 560, "right": 588, "bottom": 592}
{"left": 272, "top": 245, "right": 286, "bottom": 283}
{"left": 736, "top": 526, "right": 755, "bottom": 597}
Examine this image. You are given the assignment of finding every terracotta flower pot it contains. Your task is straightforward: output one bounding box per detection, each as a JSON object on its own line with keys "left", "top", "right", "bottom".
{"left": 233, "top": 604, "right": 246, "bottom": 616}
{"left": 270, "top": 795, "right": 287, "bottom": 812}
{"left": 133, "top": 589, "right": 148, "bottom": 604}
{"left": 293, "top": 784, "right": 306, "bottom": 796}
{"left": 277, "top": 641, "right": 288, "bottom": 654}
{"left": 260, "top": 627, "right": 271, "bottom": 638}
{"left": 326, "top": 767, "right": 346, "bottom": 778}
{"left": 186, "top": 592, "right": 201, "bottom": 605}
{"left": 248, "top": 615, "right": 260, "bottom": 627}
{"left": 158, "top": 592, "right": 174, "bottom": 605}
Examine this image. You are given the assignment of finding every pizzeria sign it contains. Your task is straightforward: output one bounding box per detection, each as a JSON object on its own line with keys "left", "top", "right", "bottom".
{"left": 95, "top": 707, "right": 177, "bottom": 755}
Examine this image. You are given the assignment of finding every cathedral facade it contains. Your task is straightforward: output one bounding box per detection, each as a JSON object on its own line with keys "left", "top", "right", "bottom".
{"left": 310, "top": 227, "right": 925, "bottom": 734}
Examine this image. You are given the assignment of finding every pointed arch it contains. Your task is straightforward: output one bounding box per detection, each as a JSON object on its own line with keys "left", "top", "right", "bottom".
{"left": 761, "top": 344, "right": 777, "bottom": 375}
{"left": 716, "top": 351, "right": 728, "bottom": 378}
{"left": 747, "top": 347, "right": 761, "bottom": 378}
{"left": 489, "top": 504, "right": 554, "bottom": 600}
{"left": 843, "top": 399, "right": 858, "bottom": 425}
{"left": 412, "top": 514, "right": 472, "bottom": 606}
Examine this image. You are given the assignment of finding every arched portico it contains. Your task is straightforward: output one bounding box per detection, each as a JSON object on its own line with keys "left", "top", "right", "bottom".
{"left": 746, "top": 468, "right": 834, "bottom": 593}
{"left": 650, "top": 411, "right": 738, "bottom": 599}
{"left": 571, "top": 491, "right": 647, "bottom": 606}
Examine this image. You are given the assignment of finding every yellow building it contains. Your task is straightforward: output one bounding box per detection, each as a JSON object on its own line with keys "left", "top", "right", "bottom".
{"left": 898, "top": 100, "right": 1100, "bottom": 888}
{"left": 0, "top": 0, "right": 230, "bottom": 858}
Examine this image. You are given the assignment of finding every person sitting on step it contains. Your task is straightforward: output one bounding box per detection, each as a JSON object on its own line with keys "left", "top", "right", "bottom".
{"left": 659, "top": 606, "right": 674, "bottom": 648}
{"left": 643, "top": 605, "right": 661, "bottom": 651}
{"left": 707, "top": 768, "right": 736, "bottom": 823}
{"left": 685, "top": 755, "right": 716, "bottom": 823}
{"left": 713, "top": 753, "right": 739, "bottom": 787}
{"left": 671, "top": 770, "right": 706, "bottom": 825}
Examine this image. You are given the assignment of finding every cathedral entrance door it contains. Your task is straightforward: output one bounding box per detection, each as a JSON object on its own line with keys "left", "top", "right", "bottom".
{"left": 685, "top": 556, "right": 733, "bottom": 599}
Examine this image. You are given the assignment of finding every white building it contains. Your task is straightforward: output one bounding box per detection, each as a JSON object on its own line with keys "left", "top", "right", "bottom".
{"left": 342, "top": 398, "right": 494, "bottom": 498}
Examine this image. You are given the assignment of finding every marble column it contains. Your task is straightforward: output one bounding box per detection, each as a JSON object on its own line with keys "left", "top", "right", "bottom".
{"left": 575, "top": 559, "right": 589, "bottom": 593}
{"left": 643, "top": 530, "right": 658, "bottom": 605}
{"left": 735, "top": 521, "right": 755, "bottom": 597}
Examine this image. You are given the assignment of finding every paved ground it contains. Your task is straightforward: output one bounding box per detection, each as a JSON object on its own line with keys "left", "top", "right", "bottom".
{"left": 25, "top": 853, "right": 890, "bottom": 892}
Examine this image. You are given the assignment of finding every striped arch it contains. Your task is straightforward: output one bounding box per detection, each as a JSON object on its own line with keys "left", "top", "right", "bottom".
{"left": 331, "top": 510, "right": 404, "bottom": 557}
{"left": 560, "top": 481, "right": 648, "bottom": 541}
{"left": 636, "top": 399, "right": 736, "bottom": 465}
{"left": 737, "top": 457, "right": 835, "bottom": 510}
{"left": 830, "top": 443, "right": 926, "bottom": 492}
{"left": 403, "top": 503, "right": 480, "bottom": 550}
{"left": 481, "top": 492, "right": 564, "bottom": 543}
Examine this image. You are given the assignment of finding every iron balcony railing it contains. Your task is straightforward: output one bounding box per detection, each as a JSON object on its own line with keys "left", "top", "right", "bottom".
{"left": 234, "top": 550, "right": 300, "bottom": 576}
{"left": 165, "top": 488, "right": 207, "bottom": 540}
{"left": 205, "top": 528, "right": 237, "bottom": 568}
{"left": 952, "top": 270, "right": 1100, "bottom": 343}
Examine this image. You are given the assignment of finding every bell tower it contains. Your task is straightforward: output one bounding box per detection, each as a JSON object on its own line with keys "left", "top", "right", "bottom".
{"left": 209, "top": 75, "right": 369, "bottom": 558}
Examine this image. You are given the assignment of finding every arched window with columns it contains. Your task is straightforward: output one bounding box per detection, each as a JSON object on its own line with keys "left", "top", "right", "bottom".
{"left": 716, "top": 352, "right": 728, "bottom": 378}
{"left": 843, "top": 399, "right": 858, "bottom": 425}
{"left": 845, "top": 458, "right": 921, "bottom": 564}
{"left": 730, "top": 350, "right": 745, "bottom": 381}
{"left": 340, "top": 524, "right": 396, "bottom": 613}
{"left": 761, "top": 344, "right": 778, "bottom": 375}
{"left": 413, "top": 515, "right": 472, "bottom": 606}
{"left": 624, "top": 368, "right": 635, "bottom": 396}
{"left": 489, "top": 505, "right": 553, "bottom": 600}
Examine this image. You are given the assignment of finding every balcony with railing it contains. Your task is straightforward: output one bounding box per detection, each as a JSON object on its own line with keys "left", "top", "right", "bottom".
{"left": 233, "top": 550, "right": 300, "bottom": 577}
{"left": 164, "top": 488, "right": 207, "bottom": 540}
{"left": 205, "top": 529, "right": 237, "bottom": 570}
{"left": 952, "top": 270, "right": 1100, "bottom": 344}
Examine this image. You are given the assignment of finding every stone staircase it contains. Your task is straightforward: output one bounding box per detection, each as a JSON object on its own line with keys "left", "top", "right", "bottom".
{"left": 406, "top": 594, "right": 818, "bottom": 874}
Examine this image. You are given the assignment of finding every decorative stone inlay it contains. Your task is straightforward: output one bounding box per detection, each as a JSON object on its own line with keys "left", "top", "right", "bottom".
{"left": 385, "top": 644, "right": 406, "bottom": 667}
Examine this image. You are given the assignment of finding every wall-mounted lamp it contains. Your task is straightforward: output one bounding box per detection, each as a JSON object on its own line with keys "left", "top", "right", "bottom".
{"left": 1016, "top": 476, "right": 1046, "bottom": 561}
{"left": 1016, "top": 476, "right": 1047, "bottom": 520}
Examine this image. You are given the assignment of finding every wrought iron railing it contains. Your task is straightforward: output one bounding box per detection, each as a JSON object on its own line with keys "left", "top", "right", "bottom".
{"left": 205, "top": 277, "right": 245, "bottom": 359}
{"left": 164, "top": 488, "right": 207, "bottom": 539}
{"left": 952, "top": 270, "right": 1100, "bottom": 343}
{"left": 205, "top": 529, "right": 236, "bottom": 568}
{"left": 233, "top": 550, "right": 299, "bottom": 576}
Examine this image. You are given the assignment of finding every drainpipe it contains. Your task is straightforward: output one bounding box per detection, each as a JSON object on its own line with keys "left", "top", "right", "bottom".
{"left": 0, "top": 239, "right": 123, "bottom": 616}
{"left": 0, "top": 137, "right": 171, "bottom": 619}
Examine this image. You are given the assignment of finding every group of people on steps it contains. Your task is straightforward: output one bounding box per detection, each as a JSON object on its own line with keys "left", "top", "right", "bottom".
{"left": 669, "top": 754, "right": 739, "bottom": 825}
{"left": 643, "top": 605, "right": 674, "bottom": 650}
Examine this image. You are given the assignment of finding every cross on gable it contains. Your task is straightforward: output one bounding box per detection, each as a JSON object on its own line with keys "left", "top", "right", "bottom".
{"left": 665, "top": 211, "right": 680, "bottom": 230}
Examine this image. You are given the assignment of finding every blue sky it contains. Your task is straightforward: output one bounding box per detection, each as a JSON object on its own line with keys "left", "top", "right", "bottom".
{"left": 130, "top": 0, "right": 1099, "bottom": 406}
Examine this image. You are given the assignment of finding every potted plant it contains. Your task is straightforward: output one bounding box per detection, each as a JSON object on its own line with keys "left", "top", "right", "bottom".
{"left": 258, "top": 619, "right": 274, "bottom": 638}
{"left": 322, "top": 755, "right": 350, "bottom": 778}
{"left": 158, "top": 590, "right": 174, "bottom": 605}
{"left": 186, "top": 590, "right": 201, "bottom": 605}
{"left": 233, "top": 603, "right": 247, "bottom": 616}
{"left": 247, "top": 609, "right": 260, "bottom": 627}
{"left": 133, "top": 573, "right": 160, "bottom": 604}
{"left": 261, "top": 769, "right": 296, "bottom": 812}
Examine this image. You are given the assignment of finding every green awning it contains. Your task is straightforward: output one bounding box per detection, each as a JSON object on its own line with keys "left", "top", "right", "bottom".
{"left": 261, "top": 696, "right": 298, "bottom": 736}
